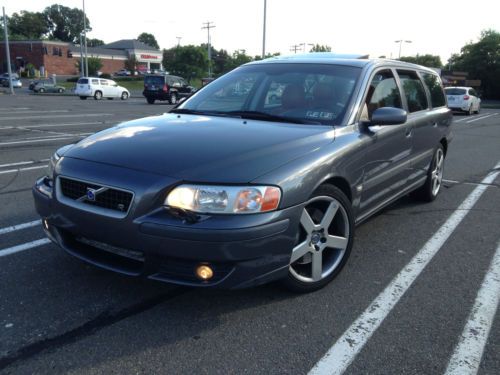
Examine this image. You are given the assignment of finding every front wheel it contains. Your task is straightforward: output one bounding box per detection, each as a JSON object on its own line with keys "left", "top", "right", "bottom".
{"left": 58, "top": 88, "right": 64, "bottom": 93}
{"left": 94, "top": 91, "right": 103, "bottom": 100}
{"left": 121, "top": 91, "right": 129, "bottom": 100}
{"left": 411, "top": 145, "right": 445, "bottom": 202}
{"left": 39, "top": 88, "right": 45, "bottom": 93}
{"left": 283, "top": 185, "right": 354, "bottom": 293}
{"left": 146, "top": 97, "right": 155, "bottom": 104}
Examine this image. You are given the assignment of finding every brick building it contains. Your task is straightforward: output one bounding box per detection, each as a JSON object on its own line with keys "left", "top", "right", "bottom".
{"left": 0, "top": 39, "right": 162, "bottom": 77}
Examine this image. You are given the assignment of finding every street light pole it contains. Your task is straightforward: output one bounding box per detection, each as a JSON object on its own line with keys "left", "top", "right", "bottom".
{"left": 83, "top": 0, "right": 88, "bottom": 76}
{"left": 2, "top": 7, "right": 14, "bottom": 95}
{"left": 395, "top": 39, "right": 412, "bottom": 59}
{"left": 262, "top": 0, "right": 267, "bottom": 59}
{"left": 79, "top": 33, "right": 84, "bottom": 77}
{"left": 176, "top": 36, "right": 182, "bottom": 47}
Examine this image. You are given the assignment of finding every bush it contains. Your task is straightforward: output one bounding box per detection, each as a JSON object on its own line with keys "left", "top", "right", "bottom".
{"left": 99, "top": 73, "right": 111, "bottom": 79}
{"left": 113, "top": 76, "right": 144, "bottom": 82}
{"left": 66, "top": 76, "right": 79, "bottom": 82}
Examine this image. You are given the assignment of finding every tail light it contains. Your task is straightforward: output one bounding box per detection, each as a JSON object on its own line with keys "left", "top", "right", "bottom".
{"left": 163, "top": 84, "right": 169, "bottom": 92}
{"left": 463, "top": 95, "right": 470, "bottom": 100}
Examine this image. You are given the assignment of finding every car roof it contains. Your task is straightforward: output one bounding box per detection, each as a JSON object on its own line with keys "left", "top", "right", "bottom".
{"left": 247, "top": 53, "right": 439, "bottom": 74}
{"left": 444, "top": 86, "right": 472, "bottom": 90}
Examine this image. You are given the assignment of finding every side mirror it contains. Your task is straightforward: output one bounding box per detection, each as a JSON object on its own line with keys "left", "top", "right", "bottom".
{"left": 370, "top": 107, "right": 407, "bottom": 126}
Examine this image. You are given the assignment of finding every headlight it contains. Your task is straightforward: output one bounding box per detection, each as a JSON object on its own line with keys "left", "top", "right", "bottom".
{"left": 46, "top": 152, "right": 60, "bottom": 179}
{"left": 166, "top": 185, "right": 281, "bottom": 214}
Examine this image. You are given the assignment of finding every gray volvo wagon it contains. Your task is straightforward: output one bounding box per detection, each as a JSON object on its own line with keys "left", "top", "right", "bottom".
{"left": 33, "top": 53, "right": 452, "bottom": 292}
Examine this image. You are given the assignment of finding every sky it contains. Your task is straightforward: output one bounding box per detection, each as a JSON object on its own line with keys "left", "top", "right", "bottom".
{"left": 2, "top": 0, "right": 499, "bottom": 64}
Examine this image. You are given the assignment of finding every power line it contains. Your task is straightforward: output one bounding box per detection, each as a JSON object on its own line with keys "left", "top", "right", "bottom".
{"left": 290, "top": 44, "right": 301, "bottom": 54}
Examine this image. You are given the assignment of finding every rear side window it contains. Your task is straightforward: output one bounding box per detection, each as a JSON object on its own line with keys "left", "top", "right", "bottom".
{"left": 445, "top": 88, "right": 466, "bottom": 96}
{"left": 92, "top": 79, "right": 99, "bottom": 84}
{"left": 422, "top": 73, "right": 446, "bottom": 108}
{"left": 397, "top": 70, "right": 429, "bottom": 113}
{"left": 100, "top": 80, "right": 108, "bottom": 86}
{"left": 77, "top": 78, "right": 88, "bottom": 84}
{"left": 469, "top": 89, "right": 477, "bottom": 96}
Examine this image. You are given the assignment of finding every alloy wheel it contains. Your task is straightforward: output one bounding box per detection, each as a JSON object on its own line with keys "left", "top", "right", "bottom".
{"left": 431, "top": 148, "right": 444, "bottom": 196}
{"left": 289, "top": 196, "right": 350, "bottom": 283}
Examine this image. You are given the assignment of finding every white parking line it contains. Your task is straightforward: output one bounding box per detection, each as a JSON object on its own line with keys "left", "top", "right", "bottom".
{"left": 0, "top": 110, "right": 69, "bottom": 115}
{"left": 0, "top": 159, "right": 49, "bottom": 169}
{"left": 0, "top": 113, "right": 113, "bottom": 121}
{"left": 0, "top": 135, "right": 89, "bottom": 146}
{"left": 465, "top": 113, "right": 498, "bottom": 123}
{"left": 13, "top": 121, "right": 114, "bottom": 129}
{"left": 0, "top": 165, "right": 48, "bottom": 175}
{"left": 445, "top": 240, "right": 500, "bottom": 375}
{"left": 0, "top": 220, "right": 41, "bottom": 235}
{"left": 0, "top": 107, "right": 30, "bottom": 111}
{"left": 0, "top": 238, "right": 51, "bottom": 258}
{"left": 308, "top": 162, "right": 500, "bottom": 375}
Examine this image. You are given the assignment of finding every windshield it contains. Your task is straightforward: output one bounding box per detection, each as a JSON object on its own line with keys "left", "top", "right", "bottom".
{"left": 445, "top": 88, "right": 466, "bottom": 95}
{"left": 145, "top": 76, "right": 165, "bottom": 85}
{"left": 177, "top": 63, "right": 361, "bottom": 125}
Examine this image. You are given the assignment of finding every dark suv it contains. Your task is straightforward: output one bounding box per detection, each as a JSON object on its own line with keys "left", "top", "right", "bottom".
{"left": 143, "top": 75, "right": 195, "bottom": 104}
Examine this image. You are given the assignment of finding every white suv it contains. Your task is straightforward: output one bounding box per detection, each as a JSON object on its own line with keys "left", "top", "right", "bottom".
{"left": 445, "top": 86, "right": 480, "bottom": 115}
{"left": 75, "top": 77, "right": 130, "bottom": 100}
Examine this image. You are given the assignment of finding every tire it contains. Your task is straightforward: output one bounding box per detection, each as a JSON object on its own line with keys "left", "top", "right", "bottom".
{"left": 39, "top": 88, "right": 45, "bottom": 93}
{"left": 121, "top": 91, "right": 129, "bottom": 100}
{"left": 146, "top": 97, "right": 155, "bottom": 104}
{"left": 79, "top": 96, "right": 87, "bottom": 100}
{"left": 466, "top": 105, "right": 472, "bottom": 116}
{"left": 282, "top": 184, "right": 354, "bottom": 293}
{"left": 58, "top": 88, "right": 64, "bottom": 93}
{"left": 475, "top": 104, "right": 480, "bottom": 114}
{"left": 169, "top": 92, "right": 177, "bottom": 105}
{"left": 411, "top": 144, "right": 445, "bottom": 202}
{"left": 94, "top": 91, "right": 103, "bottom": 100}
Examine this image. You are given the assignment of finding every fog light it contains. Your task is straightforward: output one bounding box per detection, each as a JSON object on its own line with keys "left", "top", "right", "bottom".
{"left": 43, "top": 219, "right": 49, "bottom": 230}
{"left": 195, "top": 264, "right": 214, "bottom": 280}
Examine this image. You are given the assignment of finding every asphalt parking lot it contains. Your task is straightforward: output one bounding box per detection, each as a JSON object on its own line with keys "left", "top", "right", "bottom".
{"left": 0, "top": 94, "right": 499, "bottom": 374}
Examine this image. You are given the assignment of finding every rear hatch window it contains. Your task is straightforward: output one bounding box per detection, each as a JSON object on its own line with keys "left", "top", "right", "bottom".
{"left": 445, "top": 88, "right": 466, "bottom": 96}
{"left": 77, "top": 78, "right": 88, "bottom": 84}
{"left": 144, "top": 76, "right": 165, "bottom": 89}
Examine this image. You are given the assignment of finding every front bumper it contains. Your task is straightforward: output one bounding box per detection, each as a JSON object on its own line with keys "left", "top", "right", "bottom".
{"left": 33, "top": 160, "right": 300, "bottom": 289}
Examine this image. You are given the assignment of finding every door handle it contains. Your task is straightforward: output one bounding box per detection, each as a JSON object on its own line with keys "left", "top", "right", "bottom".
{"left": 405, "top": 127, "right": 413, "bottom": 137}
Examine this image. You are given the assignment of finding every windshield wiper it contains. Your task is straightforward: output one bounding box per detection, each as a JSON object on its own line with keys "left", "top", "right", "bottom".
{"left": 226, "top": 111, "right": 322, "bottom": 125}
{"left": 169, "top": 108, "right": 242, "bottom": 118}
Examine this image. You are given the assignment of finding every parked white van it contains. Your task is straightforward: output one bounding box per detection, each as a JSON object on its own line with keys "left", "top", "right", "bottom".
{"left": 75, "top": 77, "right": 130, "bottom": 100}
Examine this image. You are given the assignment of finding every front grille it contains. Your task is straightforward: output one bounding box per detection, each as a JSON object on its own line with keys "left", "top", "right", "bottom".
{"left": 59, "top": 177, "right": 133, "bottom": 213}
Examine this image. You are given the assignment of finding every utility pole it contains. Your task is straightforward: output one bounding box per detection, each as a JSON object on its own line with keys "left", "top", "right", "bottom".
{"left": 201, "top": 21, "right": 215, "bottom": 78}
{"left": 262, "top": 0, "right": 267, "bottom": 59}
{"left": 176, "top": 36, "right": 182, "bottom": 47}
{"left": 2, "top": 7, "right": 14, "bottom": 95}
{"left": 290, "top": 44, "right": 301, "bottom": 54}
{"left": 79, "top": 33, "right": 84, "bottom": 76}
{"left": 83, "top": 0, "right": 88, "bottom": 76}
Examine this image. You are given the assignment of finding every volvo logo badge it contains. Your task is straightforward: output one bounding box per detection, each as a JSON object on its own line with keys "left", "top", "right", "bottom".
{"left": 86, "top": 188, "right": 97, "bottom": 201}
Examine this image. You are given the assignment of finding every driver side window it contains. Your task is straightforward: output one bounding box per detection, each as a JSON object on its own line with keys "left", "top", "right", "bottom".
{"left": 360, "top": 70, "right": 402, "bottom": 121}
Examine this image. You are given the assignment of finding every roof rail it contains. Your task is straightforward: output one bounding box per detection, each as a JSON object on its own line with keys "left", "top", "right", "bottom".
{"left": 269, "top": 52, "right": 369, "bottom": 60}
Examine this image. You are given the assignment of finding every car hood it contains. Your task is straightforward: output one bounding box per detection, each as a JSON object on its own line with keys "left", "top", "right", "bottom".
{"left": 63, "top": 114, "right": 335, "bottom": 183}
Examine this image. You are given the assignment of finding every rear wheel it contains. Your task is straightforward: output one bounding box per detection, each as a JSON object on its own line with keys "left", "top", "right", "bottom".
{"left": 121, "top": 91, "right": 129, "bottom": 100}
{"left": 412, "top": 145, "right": 445, "bottom": 202}
{"left": 58, "top": 88, "right": 64, "bottom": 93}
{"left": 146, "top": 97, "right": 155, "bottom": 104}
{"left": 475, "top": 104, "right": 480, "bottom": 114}
{"left": 39, "top": 88, "right": 45, "bottom": 93}
{"left": 283, "top": 185, "right": 354, "bottom": 293}
{"left": 169, "top": 93, "right": 177, "bottom": 105}
{"left": 466, "top": 105, "right": 472, "bottom": 116}
{"left": 94, "top": 91, "right": 103, "bottom": 100}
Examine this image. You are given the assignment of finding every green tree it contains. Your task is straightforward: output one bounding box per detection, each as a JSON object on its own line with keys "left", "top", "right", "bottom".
{"left": 124, "top": 55, "right": 137, "bottom": 72}
{"left": 87, "top": 38, "right": 104, "bottom": 47}
{"left": 163, "top": 45, "right": 208, "bottom": 81}
{"left": 448, "top": 29, "right": 500, "bottom": 99}
{"left": 76, "top": 56, "right": 103, "bottom": 76}
{"left": 399, "top": 54, "right": 443, "bottom": 68}
{"left": 310, "top": 44, "right": 332, "bottom": 52}
{"left": 8, "top": 11, "right": 48, "bottom": 39}
{"left": 44, "top": 4, "right": 90, "bottom": 43}
{"left": 137, "top": 32, "right": 159, "bottom": 49}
